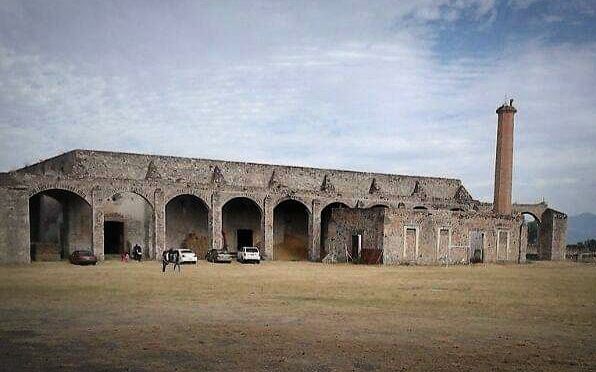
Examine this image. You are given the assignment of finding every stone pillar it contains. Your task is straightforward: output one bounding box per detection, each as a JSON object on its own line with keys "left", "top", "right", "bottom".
{"left": 154, "top": 188, "right": 166, "bottom": 260}
{"left": 0, "top": 188, "right": 30, "bottom": 263}
{"left": 519, "top": 222, "right": 528, "bottom": 263}
{"left": 263, "top": 195, "right": 274, "bottom": 260}
{"left": 211, "top": 192, "right": 223, "bottom": 251}
{"left": 493, "top": 100, "right": 517, "bottom": 215}
{"left": 550, "top": 211, "right": 568, "bottom": 261}
{"left": 309, "top": 199, "right": 322, "bottom": 261}
{"left": 539, "top": 208, "right": 568, "bottom": 261}
{"left": 91, "top": 187, "right": 105, "bottom": 261}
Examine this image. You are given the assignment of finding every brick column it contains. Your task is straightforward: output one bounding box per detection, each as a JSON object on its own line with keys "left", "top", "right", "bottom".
{"left": 263, "top": 195, "right": 274, "bottom": 260}
{"left": 493, "top": 101, "right": 517, "bottom": 215}
{"left": 154, "top": 188, "right": 166, "bottom": 260}
{"left": 91, "top": 187, "right": 105, "bottom": 261}
{"left": 309, "top": 199, "right": 322, "bottom": 261}
{"left": 211, "top": 192, "right": 223, "bottom": 251}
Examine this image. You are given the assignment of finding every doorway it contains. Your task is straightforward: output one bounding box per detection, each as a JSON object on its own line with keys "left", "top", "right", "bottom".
{"left": 104, "top": 221, "right": 124, "bottom": 255}
{"left": 470, "top": 231, "right": 484, "bottom": 263}
{"left": 237, "top": 229, "right": 253, "bottom": 250}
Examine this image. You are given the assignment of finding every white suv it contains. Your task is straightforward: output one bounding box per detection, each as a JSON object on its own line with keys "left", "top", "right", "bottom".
{"left": 237, "top": 247, "right": 261, "bottom": 264}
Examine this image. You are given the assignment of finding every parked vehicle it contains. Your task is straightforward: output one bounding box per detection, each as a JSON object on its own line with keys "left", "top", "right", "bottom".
{"left": 205, "top": 249, "right": 233, "bottom": 263}
{"left": 176, "top": 249, "right": 198, "bottom": 264}
{"left": 69, "top": 250, "right": 97, "bottom": 265}
{"left": 237, "top": 247, "right": 260, "bottom": 264}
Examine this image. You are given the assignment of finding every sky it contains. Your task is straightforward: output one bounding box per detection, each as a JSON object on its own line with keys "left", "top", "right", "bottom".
{"left": 0, "top": 0, "right": 595, "bottom": 215}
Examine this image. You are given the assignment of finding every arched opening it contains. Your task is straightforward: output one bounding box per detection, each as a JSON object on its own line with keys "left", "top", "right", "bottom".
{"left": 222, "top": 197, "right": 262, "bottom": 253}
{"left": 369, "top": 204, "right": 389, "bottom": 210}
{"left": 413, "top": 206, "right": 428, "bottom": 211}
{"left": 273, "top": 200, "right": 310, "bottom": 261}
{"left": 320, "top": 202, "right": 350, "bottom": 260}
{"left": 103, "top": 192, "right": 154, "bottom": 259}
{"left": 166, "top": 194, "right": 210, "bottom": 258}
{"left": 29, "top": 189, "right": 92, "bottom": 261}
{"left": 521, "top": 213, "right": 541, "bottom": 261}
{"left": 451, "top": 208, "right": 465, "bottom": 212}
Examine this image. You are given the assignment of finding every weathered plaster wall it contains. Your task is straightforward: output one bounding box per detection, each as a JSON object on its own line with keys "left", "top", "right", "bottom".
{"left": 323, "top": 207, "right": 385, "bottom": 261}
{"left": 69, "top": 150, "right": 464, "bottom": 200}
{"left": 320, "top": 206, "right": 524, "bottom": 266}
{"left": 382, "top": 210, "right": 523, "bottom": 264}
{"left": 0, "top": 187, "right": 30, "bottom": 263}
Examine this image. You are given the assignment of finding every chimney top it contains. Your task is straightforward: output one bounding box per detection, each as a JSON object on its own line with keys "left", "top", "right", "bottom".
{"left": 496, "top": 99, "right": 517, "bottom": 114}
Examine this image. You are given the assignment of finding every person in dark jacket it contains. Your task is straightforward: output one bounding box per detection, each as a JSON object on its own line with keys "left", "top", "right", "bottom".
{"left": 162, "top": 248, "right": 181, "bottom": 272}
{"left": 162, "top": 249, "right": 171, "bottom": 272}
{"left": 133, "top": 244, "right": 142, "bottom": 262}
{"left": 171, "top": 249, "right": 181, "bottom": 272}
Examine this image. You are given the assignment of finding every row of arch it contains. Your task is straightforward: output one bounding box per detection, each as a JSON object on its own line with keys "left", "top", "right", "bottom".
{"left": 28, "top": 189, "right": 359, "bottom": 262}
{"left": 27, "top": 187, "right": 477, "bottom": 262}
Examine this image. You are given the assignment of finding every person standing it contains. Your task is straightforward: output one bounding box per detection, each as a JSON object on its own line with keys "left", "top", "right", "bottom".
{"left": 172, "top": 249, "right": 181, "bottom": 272}
{"left": 133, "top": 244, "right": 142, "bottom": 262}
{"left": 162, "top": 249, "right": 170, "bottom": 272}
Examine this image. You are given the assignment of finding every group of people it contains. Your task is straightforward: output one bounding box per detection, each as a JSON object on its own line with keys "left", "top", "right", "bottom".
{"left": 120, "top": 244, "right": 144, "bottom": 262}
{"left": 162, "top": 248, "right": 181, "bottom": 272}
{"left": 119, "top": 244, "right": 182, "bottom": 273}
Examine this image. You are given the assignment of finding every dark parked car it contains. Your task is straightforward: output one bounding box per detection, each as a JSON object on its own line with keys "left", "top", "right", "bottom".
{"left": 205, "top": 249, "right": 233, "bottom": 263}
{"left": 69, "top": 250, "right": 98, "bottom": 265}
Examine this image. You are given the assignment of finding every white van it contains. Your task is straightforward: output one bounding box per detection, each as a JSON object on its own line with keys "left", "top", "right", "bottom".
{"left": 237, "top": 247, "right": 261, "bottom": 264}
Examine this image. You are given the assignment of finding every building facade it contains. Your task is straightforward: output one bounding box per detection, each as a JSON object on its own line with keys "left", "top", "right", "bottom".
{"left": 0, "top": 102, "right": 567, "bottom": 264}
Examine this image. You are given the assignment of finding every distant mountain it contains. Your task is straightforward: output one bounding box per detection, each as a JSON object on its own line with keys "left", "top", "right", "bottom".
{"left": 567, "top": 213, "right": 596, "bottom": 244}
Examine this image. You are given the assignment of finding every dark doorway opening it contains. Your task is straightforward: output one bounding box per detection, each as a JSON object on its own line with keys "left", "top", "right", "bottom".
{"left": 104, "top": 221, "right": 124, "bottom": 255}
{"left": 470, "top": 231, "right": 484, "bottom": 263}
{"left": 273, "top": 200, "right": 310, "bottom": 261}
{"left": 237, "top": 229, "right": 253, "bottom": 250}
{"left": 522, "top": 214, "right": 540, "bottom": 261}
{"left": 29, "top": 189, "right": 92, "bottom": 261}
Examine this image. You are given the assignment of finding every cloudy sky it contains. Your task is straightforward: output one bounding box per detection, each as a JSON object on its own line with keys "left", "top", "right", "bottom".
{"left": 0, "top": 0, "right": 594, "bottom": 214}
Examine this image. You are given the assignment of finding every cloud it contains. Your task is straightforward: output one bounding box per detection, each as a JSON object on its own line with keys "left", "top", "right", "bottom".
{"left": 0, "top": 0, "right": 595, "bottom": 215}
{"left": 508, "top": 0, "right": 543, "bottom": 9}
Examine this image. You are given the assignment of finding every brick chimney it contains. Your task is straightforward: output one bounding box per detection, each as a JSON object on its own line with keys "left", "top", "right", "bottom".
{"left": 493, "top": 99, "right": 517, "bottom": 215}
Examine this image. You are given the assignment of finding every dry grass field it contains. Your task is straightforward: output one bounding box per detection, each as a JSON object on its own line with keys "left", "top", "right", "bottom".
{"left": 0, "top": 260, "right": 594, "bottom": 371}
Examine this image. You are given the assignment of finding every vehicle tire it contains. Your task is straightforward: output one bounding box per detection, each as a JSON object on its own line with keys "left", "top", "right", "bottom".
{"left": 256, "top": 260, "right": 260, "bottom": 264}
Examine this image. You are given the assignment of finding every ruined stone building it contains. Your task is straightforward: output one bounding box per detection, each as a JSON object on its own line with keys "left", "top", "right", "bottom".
{"left": 0, "top": 102, "right": 567, "bottom": 264}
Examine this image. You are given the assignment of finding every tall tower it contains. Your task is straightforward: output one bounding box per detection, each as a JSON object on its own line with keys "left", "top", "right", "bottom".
{"left": 493, "top": 99, "right": 517, "bottom": 215}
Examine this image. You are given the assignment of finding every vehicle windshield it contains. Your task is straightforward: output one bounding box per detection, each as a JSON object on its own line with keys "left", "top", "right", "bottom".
{"left": 246, "top": 248, "right": 258, "bottom": 253}
{"left": 77, "top": 250, "right": 93, "bottom": 255}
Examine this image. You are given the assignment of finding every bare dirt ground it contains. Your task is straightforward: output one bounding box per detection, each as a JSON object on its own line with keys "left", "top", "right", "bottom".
{"left": 0, "top": 261, "right": 594, "bottom": 371}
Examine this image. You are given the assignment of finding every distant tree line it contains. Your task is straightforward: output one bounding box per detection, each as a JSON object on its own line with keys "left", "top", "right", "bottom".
{"left": 567, "top": 239, "right": 596, "bottom": 253}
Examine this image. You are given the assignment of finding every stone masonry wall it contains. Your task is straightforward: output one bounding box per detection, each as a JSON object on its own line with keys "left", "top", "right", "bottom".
{"left": 382, "top": 209, "right": 524, "bottom": 264}
{"left": 0, "top": 150, "right": 564, "bottom": 264}
{"left": 323, "top": 208, "right": 385, "bottom": 261}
